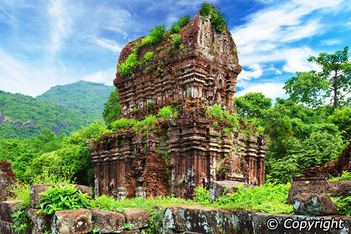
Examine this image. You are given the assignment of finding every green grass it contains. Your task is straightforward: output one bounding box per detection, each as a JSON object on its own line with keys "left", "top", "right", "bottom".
{"left": 194, "top": 183, "right": 293, "bottom": 214}
{"left": 200, "top": 2, "right": 227, "bottom": 33}
{"left": 329, "top": 171, "right": 351, "bottom": 181}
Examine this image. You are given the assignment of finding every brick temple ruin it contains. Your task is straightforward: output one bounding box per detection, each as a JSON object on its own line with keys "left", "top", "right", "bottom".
{"left": 91, "top": 12, "right": 266, "bottom": 199}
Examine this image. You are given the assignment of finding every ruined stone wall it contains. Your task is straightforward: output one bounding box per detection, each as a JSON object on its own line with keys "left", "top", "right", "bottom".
{"left": 114, "top": 13, "right": 241, "bottom": 119}
{"left": 0, "top": 161, "right": 15, "bottom": 201}
{"left": 91, "top": 115, "right": 265, "bottom": 198}
{"left": 92, "top": 11, "right": 266, "bottom": 199}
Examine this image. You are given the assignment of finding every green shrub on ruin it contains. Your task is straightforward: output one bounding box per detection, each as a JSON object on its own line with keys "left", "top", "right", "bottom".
{"left": 146, "top": 99, "right": 155, "bottom": 109}
{"left": 143, "top": 51, "right": 154, "bottom": 62}
{"left": 40, "top": 185, "right": 92, "bottom": 215}
{"left": 206, "top": 104, "right": 239, "bottom": 128}
{"left": 200, "top": 2, "right": 227, "bottom": 33}
{"left": 170, "top": 34, "right": 182, "bottom": 49}
{"left": 118, "top": 52, "right": 138, "bottom": 76}
{"left": 171, "top": 15, "right": 190, "bottom": 33}
{"left": 157, "top": 105, "right": 178, "bottom": 119}
{"left": 132, "top": 115, "right": 157, "bottom": 132}
{"left": 140, "top": 25, "right": 166, "bottom": 48}
{"left": 111, "top": 118, "right": 138, "bottom": 131}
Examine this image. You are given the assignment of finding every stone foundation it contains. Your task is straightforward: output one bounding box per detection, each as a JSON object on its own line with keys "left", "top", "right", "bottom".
{"left": 2, "top": 203, "right": 351, "bottom": 234}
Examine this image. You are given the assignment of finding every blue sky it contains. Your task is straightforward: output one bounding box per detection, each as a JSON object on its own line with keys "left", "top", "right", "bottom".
{"left": 0, "top": 0, "right": 350, "bottom": 99}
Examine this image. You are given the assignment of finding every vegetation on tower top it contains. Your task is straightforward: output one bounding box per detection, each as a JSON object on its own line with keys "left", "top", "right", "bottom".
{"left": 200, "top": 2, "right": 227, "bottom": 33}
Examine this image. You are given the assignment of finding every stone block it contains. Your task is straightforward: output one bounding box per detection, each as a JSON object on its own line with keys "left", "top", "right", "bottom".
{"left": 0, "top": 220, "right": 16, "bottom": 234}
{"left": 74, "top": 185, "right": 93, "bottom": 198}
{"left": 210, "top": 180, "right": 243, "bottom": 200}
{"left": 0, "top": 172, "right": 14, "bottom": 201}
{"left": 124, "top": 208, "right": 149, "bottom": 229}
{"left": 30, "top": 185, "right": 50, "bottom": 209}
{"left": 27, "top": 208, "right": 51, "bottom": 233}
{"left": 0, "top": 200, "right": 22, "bottom": 222}
{"left": 51, "top": 209, "right": 92, "bottom": 234}
{"left": 121, "top": 230, "right": 140, "bottom": 234}
{"left": 292, "top": 193, "right": 338, "bottom": 216}
{"left": 91, "top": 209, "right": 125, "bottom": 233}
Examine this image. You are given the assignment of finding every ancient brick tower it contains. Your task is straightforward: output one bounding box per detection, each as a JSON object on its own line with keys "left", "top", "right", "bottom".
{"left": 91, "top": 12, "right": 266, "bottom": 199}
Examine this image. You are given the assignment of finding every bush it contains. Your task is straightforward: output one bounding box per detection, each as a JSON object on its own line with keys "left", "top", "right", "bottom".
{"left": 171, "top": 15, "right": 190, "bottom": 33}
{"left": 194, "top": 186, "right": 212, "bottom": 204}
{"left": 150, "top": 25, "right": 166, "bottom": 43}
{"left": 171, "top": 24, "right": 181, "bottom": 34}
{"left": 26, "top": 144, "right": 90, "bottom": 183}
{"left": 146, "top": 99, "right": 155, "bottom": 109}
{"left": 92, "top": 195, "right": 124, "bottom": 213}
{"left": 143, "top": 51, "right": 154, "bottom": 62}
{"left": 11, "top": 204, "right": 32, "bottom": 233}
{"left": 8, "top": 182, "right": 31, "bottom": 207}
{"left": 332, "top": 196, "right": 351, "bottom": 216}
{"left": 215, "top": 183, "right": 293, "bottom": 214}
{"left": 111, "top": 118, "right": 138, "bottom": 131}
{"left": 118, "top": 52, "right": 138, "bottom": 76}
{"left": 170, "top": 34, "right": 182, "bottom": 49}
{"left": 206, "top": 104, "right": 239, "bottom": 128}
{"left": 133, "top": 115, "right": 157, "bottom": 132}
{"left": 157, "top": 106, "right": 177, "bottom": 119}
{"left": 330, "top": 171, "right": 351, "bottom": 181}
{"left": 200, "top": 2, "right": 227, "bottom": 33}
{"left": 177, "top": 15, "right": 190, "bottom": 28}
{"left": 140, "top": 25, "right": 166, "bottom": 48}
{"left": 40, "top": 185, "right": 92, "bottom": 215}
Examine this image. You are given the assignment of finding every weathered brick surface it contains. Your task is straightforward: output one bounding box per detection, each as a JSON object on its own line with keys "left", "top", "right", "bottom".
{"left": 124, "top": 208, "right": 149, "bottom": 229}
{"left": 91, "top": 209, "right": 125, "bottom": 233}
{"left": 0, "top": 200, "right": 22, "bottom": 222}
{"left": 0, "top": 220, "right": 16, "bottom": 234}
{"left": 92, "top": 12, "right": 266, "bottom": 198}
{"left": 162, "top": 207, "right": 351, "bottom": 234}
{"left": 27, "top": 208, "right": 52, "bottom": 233}
{"left": 51, "top": 209, "right": 92, "bottom": 234}
{"left": 0, "top": 161, "right": 15, "bottom": 201}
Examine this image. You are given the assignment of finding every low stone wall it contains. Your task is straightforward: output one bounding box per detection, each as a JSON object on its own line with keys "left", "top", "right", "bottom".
{"left": 162, "top": 207, "right": 351, "bottom": 234}
{"left": 1, "top": 183, "right": 351, "bottom": 234}
{"left": 0, "top": 184, "right": 151, "bottom": 234}
{"left": 1, "top": 201, "right": 351, "bottom": 234}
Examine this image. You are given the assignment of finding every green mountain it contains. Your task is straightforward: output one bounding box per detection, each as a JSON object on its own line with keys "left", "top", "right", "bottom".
{"left": 37, "top": 81, "right": 114, "bottom": 122}
{"left": 0, "top": 91, "right": 89, "bottom": 138}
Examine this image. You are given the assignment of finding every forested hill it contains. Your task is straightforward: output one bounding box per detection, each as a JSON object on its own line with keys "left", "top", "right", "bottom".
{"left": 0, "top": 90, "right": 91, "bottom": 138}
{"left": 37, "top": 81, "right": 114, "bottom": 122}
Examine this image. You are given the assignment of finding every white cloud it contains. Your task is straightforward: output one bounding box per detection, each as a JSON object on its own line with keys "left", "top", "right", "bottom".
{"left": 236, "top": 83, "right": 287, "bottom": 100}
{"left": 0, "top": 49, "right": 60, "bottom": 96}
{"left": 48, "top": 0, "right": 72, "bottom": 56}
{"left": 94, "top": 38, "right": 122, "bottom": 53}
{"left": 82, "top": 69, "right": 115, "bottom": 85}
{"left": 282, "top": 47, "right": 314, "bottom": 73}
{"left": 238, "top": 64, "right": 263, "bottom": 81}
{"left": 232, "top": 0, "right": 343, "bottom": 79}
{"left": 320, "top": 39, "right": 341, "bottom": 46}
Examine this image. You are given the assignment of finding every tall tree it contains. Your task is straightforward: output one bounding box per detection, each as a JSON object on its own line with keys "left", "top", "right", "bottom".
{"left": 284, "top": 46, "right": 351, "bottom": 109}
{"left": 103, "top": 89, "right": 121, "bottom": 125}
